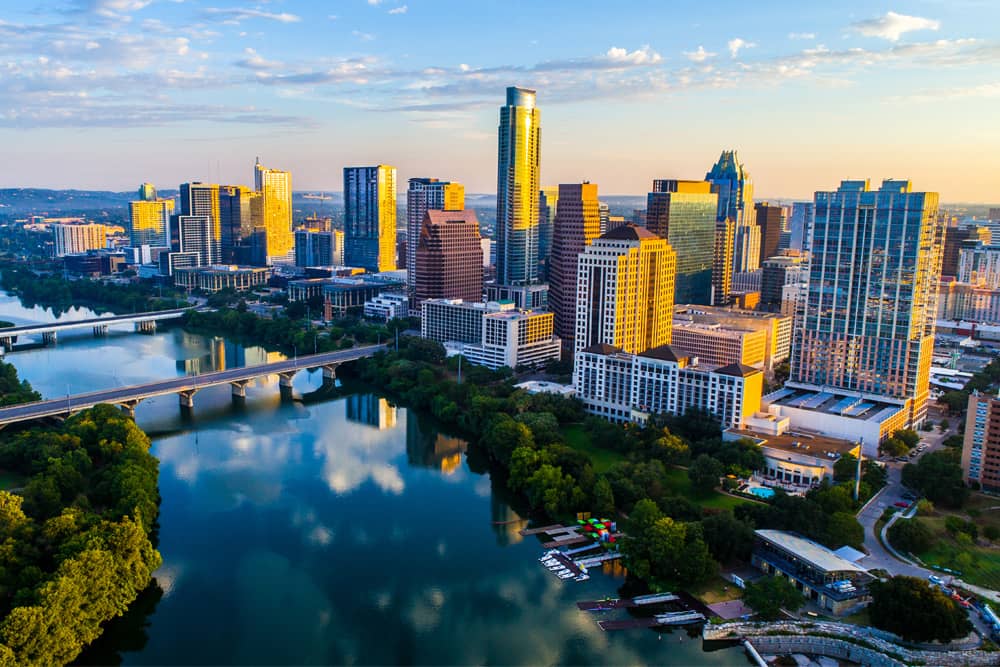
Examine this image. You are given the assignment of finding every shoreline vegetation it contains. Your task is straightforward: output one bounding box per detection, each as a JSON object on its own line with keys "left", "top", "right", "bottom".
{"left": 0, "top": 361, "right": 161, "bottom": 665}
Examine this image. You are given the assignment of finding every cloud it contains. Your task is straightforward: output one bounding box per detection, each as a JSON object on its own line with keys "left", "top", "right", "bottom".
{"left": 683, "top": 45, "right": 715, "bottom": 62}
{"left": 886, "top": 81, "right": 1000, "bottom": 103}
{"left": 202, "top": 7, "right": 302, "bottom": 24}
{"left": 604, "top": 45, "right": 662, "bottom": 66}
{"left": 850, "top": 11, "right": 940, "bottom": 42}
{"left": 788, "top": 32, "right": 816, "bottom": 40}
{"left": 728, "top": 38, "right": 756, "bottom": 58}
{"left": 388, "top": 5, "right": 407, "bottom": 14}
{"left": 352, "top": 30, "right": 376, "bottom": 41}
{"left": 235, "top": 47, "right": 282, "bottom": 70}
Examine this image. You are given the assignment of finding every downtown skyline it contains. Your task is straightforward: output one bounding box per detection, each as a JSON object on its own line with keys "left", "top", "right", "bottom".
{"left": 1, "top": 1, "right": 999, "bottom": 202}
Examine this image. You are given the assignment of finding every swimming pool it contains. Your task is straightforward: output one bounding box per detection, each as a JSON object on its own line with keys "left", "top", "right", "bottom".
{"left": 749, "top": 487, "right": 776, "bottom": 499}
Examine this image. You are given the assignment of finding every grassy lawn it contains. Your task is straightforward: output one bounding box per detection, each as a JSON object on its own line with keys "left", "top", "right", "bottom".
{"left": 913, "top": 515, "right": 1000, "bottom": 591}
{"left": 560, "top": 425, "right": 626, "bottom": 473}
{"left": 690, "top": 574, "right": 742, "bottom": 605}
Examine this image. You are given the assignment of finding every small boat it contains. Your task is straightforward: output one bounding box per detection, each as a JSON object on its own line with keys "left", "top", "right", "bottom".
{"left": 557, "top": 572, "right": 574, "bottom": 579}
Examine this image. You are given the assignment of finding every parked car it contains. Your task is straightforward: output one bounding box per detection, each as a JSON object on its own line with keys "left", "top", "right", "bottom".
{"left": 894, "top": 501, "right": 909, "bottom": 508}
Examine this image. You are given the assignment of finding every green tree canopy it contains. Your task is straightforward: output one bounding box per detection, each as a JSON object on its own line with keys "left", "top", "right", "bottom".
{"left": 742, "top": 576, "right": 805, "bottom": 620}
{"left": 869, "top": 576, "right": 971, "bottom": 642}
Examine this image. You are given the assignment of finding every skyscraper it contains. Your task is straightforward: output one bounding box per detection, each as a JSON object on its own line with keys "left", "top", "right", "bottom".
{"left": 942, "top": 224, "right": 991, "bottom": 278}
{"left": 645, "top": 179, "right": 717, "bottom": 305}
{"left": 790, "top": 179, "right": 943, "bottom": 427}
{"left": 179, "top": 182, "right": 221, "bottom": 252}
{"left": 218, "top": 185, "right": 257, "bottom": 264}
{"left": 538, "top": 186, "right": 558, "bottom": 278}
{"left": 137, "top": 182, "right": 157, "bottom": 202}
{"left": 254, "top": 159, "right": 294, "bottom": 265}
{"left": 788, "top": 202, "right": 815, "bottom": 253}
{"left": 294, "top": 229, "right": 342, "bottom": 267}
{"left": 406, "top": 178, "right": 464, "bottom": 296}
{"left": 705, "top": 150, "right": 755, "bottom": 226}
{"left": 344, "top": 165, "right": 397, "bottom": 273}
{"left": 495, "top": 87, "right": 541, "bottom": 288}
{"left": 128, "top": 198, "right": 173, "bottom": 248}
{"left": 173, "top": 214, "right": 219, "bottom": 265}
{"left": 755, "top": 202, "right": 785, "bottom": 264}
{"left": 712, "top": 219, "right": 735, "bottom": 306}
{"left": 549, "top": 183, "right": 601, "bottom": 340}
{"left": 414, "top": 209, "right": 483, "bottom": 304}
{"left": 574, "top": 225, "right": 676, "bottom": 357}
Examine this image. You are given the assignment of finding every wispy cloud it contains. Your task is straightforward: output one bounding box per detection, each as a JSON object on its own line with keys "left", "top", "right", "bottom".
{"left": 850, "top": 11, "right": 940, "bottom": 42}
{"left": 388, "top": 5, "right": 407, "bottom": 14}
{"left": 727, "top": 38, "right": 756, "bottom": 58}
{"left": 352, "top": 30, "right": 376, "bottom": 41}
{"left": 201, "top": 7, "right": 302, "bottom": 24}
{"left": 683, "top": 45, "right": 715, "bottom": 62}
{"left": 886, "top": 81, "right": 1000, "bottom": 103}
{"left": 788, "top": 32, "right": 816, "bottom": 40}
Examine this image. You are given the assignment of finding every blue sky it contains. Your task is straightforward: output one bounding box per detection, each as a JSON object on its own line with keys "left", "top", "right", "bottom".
{"left": 1, "top": 0, "right": 998, "bottom": 201}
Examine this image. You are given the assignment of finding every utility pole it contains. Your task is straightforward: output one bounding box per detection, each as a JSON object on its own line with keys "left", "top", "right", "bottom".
{"left": 854, "top": 445, "right": 863, "bottom": 502}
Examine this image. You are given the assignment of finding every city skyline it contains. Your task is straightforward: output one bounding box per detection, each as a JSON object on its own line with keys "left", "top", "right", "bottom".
{"left": 1, "top": 1, "right": 998, "bottom": 202}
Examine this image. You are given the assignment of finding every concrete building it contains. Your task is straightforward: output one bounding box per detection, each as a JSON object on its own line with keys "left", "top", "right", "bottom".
{"left": 421, "top": 299, "right": 560, "bottom": 370}
{"left": 787, "top": 179, "right": 943, "bottom": 431}
{"left": 159, "top": 251, "right": 200, "bottom": 276}
{"left": 128, "top": 199, "right": 173, "bottom": 248}
{"left": 173, "top": 265, "right": 272, "bottom": 292}
{"left": 645, "top": 179, "right": 716, "bottom": 305}
{"left": 574, "top": 343, "right": 762, "bottom": 427}
{"left": 752, "top": 530, "right": 872, "bottom": 615}
{"left": 52, "top": 223, "right": 107, "bottom": 256}
{"left": 414, "top": 209, "right": 483, "bottom": 305}
{"left": 364, "top": 292, "right": 409, "bottom": 321}
{"left": 574, "top": 225, "right": 676, "bottom": 357}
{"left": 548, "top": 182, "right": 601, "bottom": 340}
{"left": 943, "top": 224, "right": 991, "bottom": 278}
{"left": 962, "top": 393, "right": 1000, "bottom": 492}
{"left": 322, "top": 274, "right": 406, "bottom": 318}
{"left": 938, "top": 278, "right": 1000, "bottom": 325}
{"left": 755, "top": 202, "right": 785, "bottom": 266}
{"left": 712, "top": 220, "right": 735, "bottom": 306}
{"left": 344, "top": 165, "right": 397, "bottom": 272}
{"left": 673, "top": 304, "right": 792, "bottom": 372}
{"left": 958, "top": 240, "right": 1000, "bottom": 286}
{"left": 179, "top": 182, "right": 221, "bottom": 250}
{"left": 671, "top": 321, "right": 767, "bottom": 369}
{"left": 406, "top": 178, "right": 464, "bottom": 296}
{"left": 172, "top": 214, "right": 220, "bottom": 266}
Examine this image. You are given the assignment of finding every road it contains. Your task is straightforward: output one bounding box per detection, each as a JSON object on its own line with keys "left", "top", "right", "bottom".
{"left": 0, "top": 344, "right": 387, "bottom": 425}
{"left": 0, "top": 307, "right": 195, "bottom": 336}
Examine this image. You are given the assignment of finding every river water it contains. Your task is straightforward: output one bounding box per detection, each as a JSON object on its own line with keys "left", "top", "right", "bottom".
{"left": 0, "top": 292, "right": 744, "bottom": 665}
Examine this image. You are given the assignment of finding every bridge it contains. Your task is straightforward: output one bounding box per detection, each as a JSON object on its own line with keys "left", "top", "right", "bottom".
{"left": 0, "top": 307, "right": 199, "bottom": 349}
{"left": 0, "top": 344, "right": 387, "bottom": 427}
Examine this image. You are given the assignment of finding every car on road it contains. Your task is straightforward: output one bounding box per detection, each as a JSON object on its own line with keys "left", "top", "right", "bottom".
{"left": 929, "top": 575, "right": 944, "bottom": 586}
{"left": 893, "top": 501, "right": 910, "bottom": 508}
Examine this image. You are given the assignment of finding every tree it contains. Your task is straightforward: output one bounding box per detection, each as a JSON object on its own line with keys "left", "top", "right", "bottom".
{"left": 894, "top": 429, "right": 921, "bottom": 449}
{"left": 942, "top": 435, "right": 964, "bottom": 449}
{"left": 869, "top": 576, "right": 971, "bottom": 642}
{"left": 939, "top": 419, "right": 950, "bottom": 431}
{"left": 480, "top": 414, "right": 534, "bottom": 466}
{"left": 833, "top": 454, "right": 859, "bottom": 483}
{"left": 938, "top": 391, "right": 970, "bottom": 414}
{"left": 743, "top": 576, "right": 805, "bottom": 620}
{"left": 902, "top": 451, "right": 968, "bottom": 508}
{"left": 888, "top": 518, "right": 934, "bottom": 554}
{"left": 880, "top": 437, "right": 908, "bottom": 457}
{"left": 688, "top": 454, "right": 724, "bottom": 493}
{"left": 701, "top": 511, "right": 754, "bottom": 563}
{"left": 592, "top": 476, "right": 615, "bottom": 517}
{"left": 516, "top": 412, "right": 561, "bottom": 447}
{"left": 823, "top": 511, "right": 864, "bottom": 549}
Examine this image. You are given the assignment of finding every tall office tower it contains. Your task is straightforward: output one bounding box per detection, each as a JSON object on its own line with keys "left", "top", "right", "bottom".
{"left": 732, "top": 220, "right": 762, "bottom": 273}
{"left": 942, "top": 224, "right": 991, "bottom": 278}
{"left": 538, "top": 186, "right": 558, "bottom": 277}
{"left": 705, "top": 149, "right": 755, "bottom": 226}
{"left": 137, "top": 182, "right": 157, "bottom": 201}
{"left": 549, "top": 183, "right": 601, "bottom": 340}
{"left": 574, "top": 225, "right": 676, "bottom": 357}
{"left": 254, "top": 159, "right": 294, "bottom": 265}
{"left": 645, "top": 179, "right": 717, "bottom": 305}
{"left": 344, "top": 165, "right": 397, "bottom": 273}
{"left": 598, "top": 201, "right": 610, "bottom": 235}
{"left": 218, "top": 185, "right": 257, "bottom": 264}
{"left": 958, "top": 240, "right": 1000, "bottom": 286}
{"left": 788, "top": 202, "right": 815, "bottom": 253}
{"left": 294, "top": 229, "right": 339, "bottom": 267}
{"left": 52, "top": 223, "right": 107, "bottom": 256}
{"left": 760, "top": 254, "right": 808, "bottom": 312}
{"left": 179, "top": 182, "right": 221, "bottom": 254}
{"left": 790, "top": 179, "right": 943, "bottom": 427}
{"left": 712, "top": 220, "right": 735, "bottom": 306}
{"left": 173, "top": 214, "right": 219, "bottom": 265}
{"left": 495, "top": 86, "right": 541, "bottom": 288}
{"left": 414, "top": 209, "right": 484, "bottom": 304}
{"left": 406, "top": 178, "right": 464, "bottom": 295}
{"left": 128, "top": 199, "right": 174, "bottom": 247}
{"left": 755, "top": 202, "right": 785, "bottom": 264}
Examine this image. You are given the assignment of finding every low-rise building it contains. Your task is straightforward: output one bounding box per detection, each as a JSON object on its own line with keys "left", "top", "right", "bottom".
{"left": 962, "top": 392, "right": 1000, "bottom": 492}
{"left": 174, "top": 265, "right": 273, "bottom": 292}
{"left": 574, "top": 343, "right": 762, "bottom": 428}
{"left": 752, "top": 529, "right": 872, "bottom": 615}
{"left": 673, "top": 304, "right": 792, "bottom": 372}
{"left": 53, "top": 222, "right": 107, "bottom": 256}
{"left": 671, "top": 321, "right": 767, "bottom": 369}
{"left": 421, "top": 299, "right": 561, "bottom": 370}
{"left": 364, "top": 292, "right": 409, "bottom": 321}
{"left": 322, "top": 275, "right": 406, "bottom": 318}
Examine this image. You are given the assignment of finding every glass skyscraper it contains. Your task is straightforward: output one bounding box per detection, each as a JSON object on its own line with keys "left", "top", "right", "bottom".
{"left": 254, "top": 159, "right": 294, "bottom": 265}
{"left": 645, "top": 179, "right": 717, "bottom": 305}
{"left": 344, "top": 165, "right": 397, "bottom": 273}
{"left": 495, "top": 87, "right": 541, "bottom": 288}
{"left": 705, "top": 150, "right": 755, "bottom": 226}
{"left": 790, "top": 179, "right": 943, "bottom": 427}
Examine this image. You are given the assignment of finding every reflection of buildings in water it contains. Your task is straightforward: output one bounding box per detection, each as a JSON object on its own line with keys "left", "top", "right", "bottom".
{"left": 405, "top": 414, "right": 467, "bottom": 474}
{"left": 176, "top": 337, "right": 247, "bottom": 375}
{"left": 345, "top": 394, "right": 398, "bottom": 430}
{"left": 490, "top": 494, "right": 526, "bottom": 547}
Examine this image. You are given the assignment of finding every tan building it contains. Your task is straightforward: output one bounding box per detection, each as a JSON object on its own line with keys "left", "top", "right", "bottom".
{"left": 712, "top": 220, "right": 735, "bottom": 306}
{"left": 671, "top": 321, "right": 767, "bottom": 369}
{"left": 548, "top": 182, "right": 601, "bottom": 340}
{"left": 414, "top": 209, "right": 483, "bottom": 304}
{"left": 53, "top": 223, "right": 107, "bottom": 256}
{"left": 174, "top": 265, "right": 273, "bottom": 292}
{"left": 962, "top": 393, "right": 1000, "bottom": 492}
{"left": 673, "top": 304, "right": 792, "bottom": 372}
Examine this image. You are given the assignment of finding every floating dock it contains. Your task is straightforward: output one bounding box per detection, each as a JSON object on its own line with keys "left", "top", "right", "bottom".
{"left": 654, "top": 610, "right": 706, "bottom": 626}
{"left": 519, "top": 524, "right": 563, "bottom": 536}
{"left": 539, "top": 550, "right": 589, "bottom": 582}
{"left": 575, "top": 552, "right": 622, "bottom": 568}
{"left": 598, "top": 618, "right": 660, "bottom": 631}
{"left": 576, "top": 593, "right": 680, "bottom": 611}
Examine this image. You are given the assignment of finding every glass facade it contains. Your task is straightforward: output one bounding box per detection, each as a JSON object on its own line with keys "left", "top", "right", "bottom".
{"left": 646, "top": 181, "right": 716, "bottom": 305}
{"left": 344, "top": 165, "right": 398, "bottom": 273}
{"left": 496, "top": 87, "right": 541, "bottom": 287}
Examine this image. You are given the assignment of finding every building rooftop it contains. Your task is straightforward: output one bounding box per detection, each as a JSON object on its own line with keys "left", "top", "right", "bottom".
{"left": 764, "top": 386, "right": 903, "bottom": 423}
{"left": 599, "top": 224, "right": 660, "bottom": 241}
{"left": 714, "top": 362, "right": 760, "bottom": 378}
{"left": 755, "top": 529, "right": 868, "bottom": 574}
{"left": 638, "top": 344, "right": 683, "bottom": 362}
{"left": 728, "top": 427, "right": 859, "bottom": 458}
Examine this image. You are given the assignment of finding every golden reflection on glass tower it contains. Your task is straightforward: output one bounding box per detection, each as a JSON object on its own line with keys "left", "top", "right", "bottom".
{"left": 496, "top": 87, "right": 541, "bottom": 287}
{"left": 254, "top": 158, "right": 294, "bottom": 265}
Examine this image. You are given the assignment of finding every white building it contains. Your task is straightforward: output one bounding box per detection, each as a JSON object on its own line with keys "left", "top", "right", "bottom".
{"left": 422, "top": 299, "right": 561, "bottom": 370}
{"left": 53, "top": 223, "right": 107, "bottom": 256}
{"left": 574, "top": 343, "right": 762, "bottom": 427}
{"left": 364, "top": 292, "right": 409, "bottom": 321}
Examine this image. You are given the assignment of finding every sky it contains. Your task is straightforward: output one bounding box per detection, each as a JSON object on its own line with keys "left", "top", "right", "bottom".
{"left": 1, "top": 0, "right": 999, "bottom": 202}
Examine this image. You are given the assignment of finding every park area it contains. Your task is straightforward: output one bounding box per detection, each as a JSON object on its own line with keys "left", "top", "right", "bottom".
{"left": 910, "top": 493, "right": 1000, "bottom": 591}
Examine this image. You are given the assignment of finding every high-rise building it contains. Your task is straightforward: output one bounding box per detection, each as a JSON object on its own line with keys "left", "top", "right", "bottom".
{"left": 598, "top": 201, "right": 610, "bottom": 235}
{"left": 218, "top": 185, "right": 257, "bottom": 264}
{"left": 788, "top": 179, "right": 943, "bottom": 430}
{"left": 958, "top": 240, "right": 1000, "bottom": 286}
{"left": 414, "top": 209, "right": 483, "bottom": 304}
{"left": 137, "top": 182, "right": 157, "bottom": 202}
{"left": 712, "top": 220, "right": 735, "bottom": 306}
{"left": 295, "top": 229, "right": 343, "bottom": 267}
{"left": 755, "top": 202, "right": 785, "bottom": 265}
{"left": 173, "top": 214, "right": 220, "bottom": 265}
{"left": 760, "top": 254, "right": 808, "bottom": 312}
{"left": 344, "top": 165, "right": 397, "bottom": 273}
{"left": 788, "top": 202, "right": 815, "bottom": 253}
{"left": 538, "top": 186, "right": 558, "bottom": 278}
{"left": 495, "top": 87, "right": 541, "bottom": 287}
{"left": 989, "top": 208, "right": 1000, "bottom": 222}
{"left": 574, "top": 225, "right": 676, "bottom": 357}
{"left": 254, "top": 159, "right": 294, "bottom": 265}
{"left": 942, "top": 225, "right": 991, "bottom": 278}
{"left": 549, "top": 183, "right": 601, "bottom": 340}
{"left": 645, "top": 179, "right": 716, "bottom": 305}
{"left": 961, "top": 393, "right": 1000, "bottom": 492}
{"left": 732, "top": 220, "right": 762, "bottom": 273}
{"left": 706, "top": 149, "right": 755, "bottom": 226}
{"left": 128, "top": 199, "right": 173, "bottom": 248}
{"left": 406, "top": 178, "right": 464, "bottom": 295}
{"left": 52, "top": 223, "right": 107, "bottom": 256}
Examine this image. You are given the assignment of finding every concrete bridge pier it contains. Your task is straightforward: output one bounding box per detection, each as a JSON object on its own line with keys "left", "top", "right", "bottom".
{"left": 278, "top": 371, "right": 297, "bottom": 401}
{"left": 93, "top": 324, "right": 109, "bottom": 337}
{"left": 136, "top": 320, "right": 157, "bottom": 334}
{"left": 119, "top": 399, "right": 140, "bottom": 419}
{"left": 231, "top": 380, "right": 250, "bottom": 400}
{"left": 0, "top": 336, "right": 12, "bottom": 350}
{"left": 322, "top": 364, "right": 339, "bottom": 380}
{"left": 178, "top": 389, "right": 197, "bottom": 409}
{"left": 42, "top": 331, "right": 57, "bottom": 346}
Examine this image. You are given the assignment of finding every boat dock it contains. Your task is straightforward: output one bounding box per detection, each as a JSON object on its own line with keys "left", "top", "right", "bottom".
{"left": 576, "top": 593, "right": 680, "bottom": 611}
{"left": 519, "top": 524, "right": 563, "bottom": 536}
{"left": 575, "top": 552, "right": 622, "bottom": 568}
{"left": 539, "top": 550, "right": 589, "bottom": 582}
{"left": 597, "top": 610, "right": 705, "bottom": 632}
{"left": 654, "top": 610, "right": 706, "bottom": 626}
{"left": 597, "top": 618, "right": 660, "bottom": 631}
